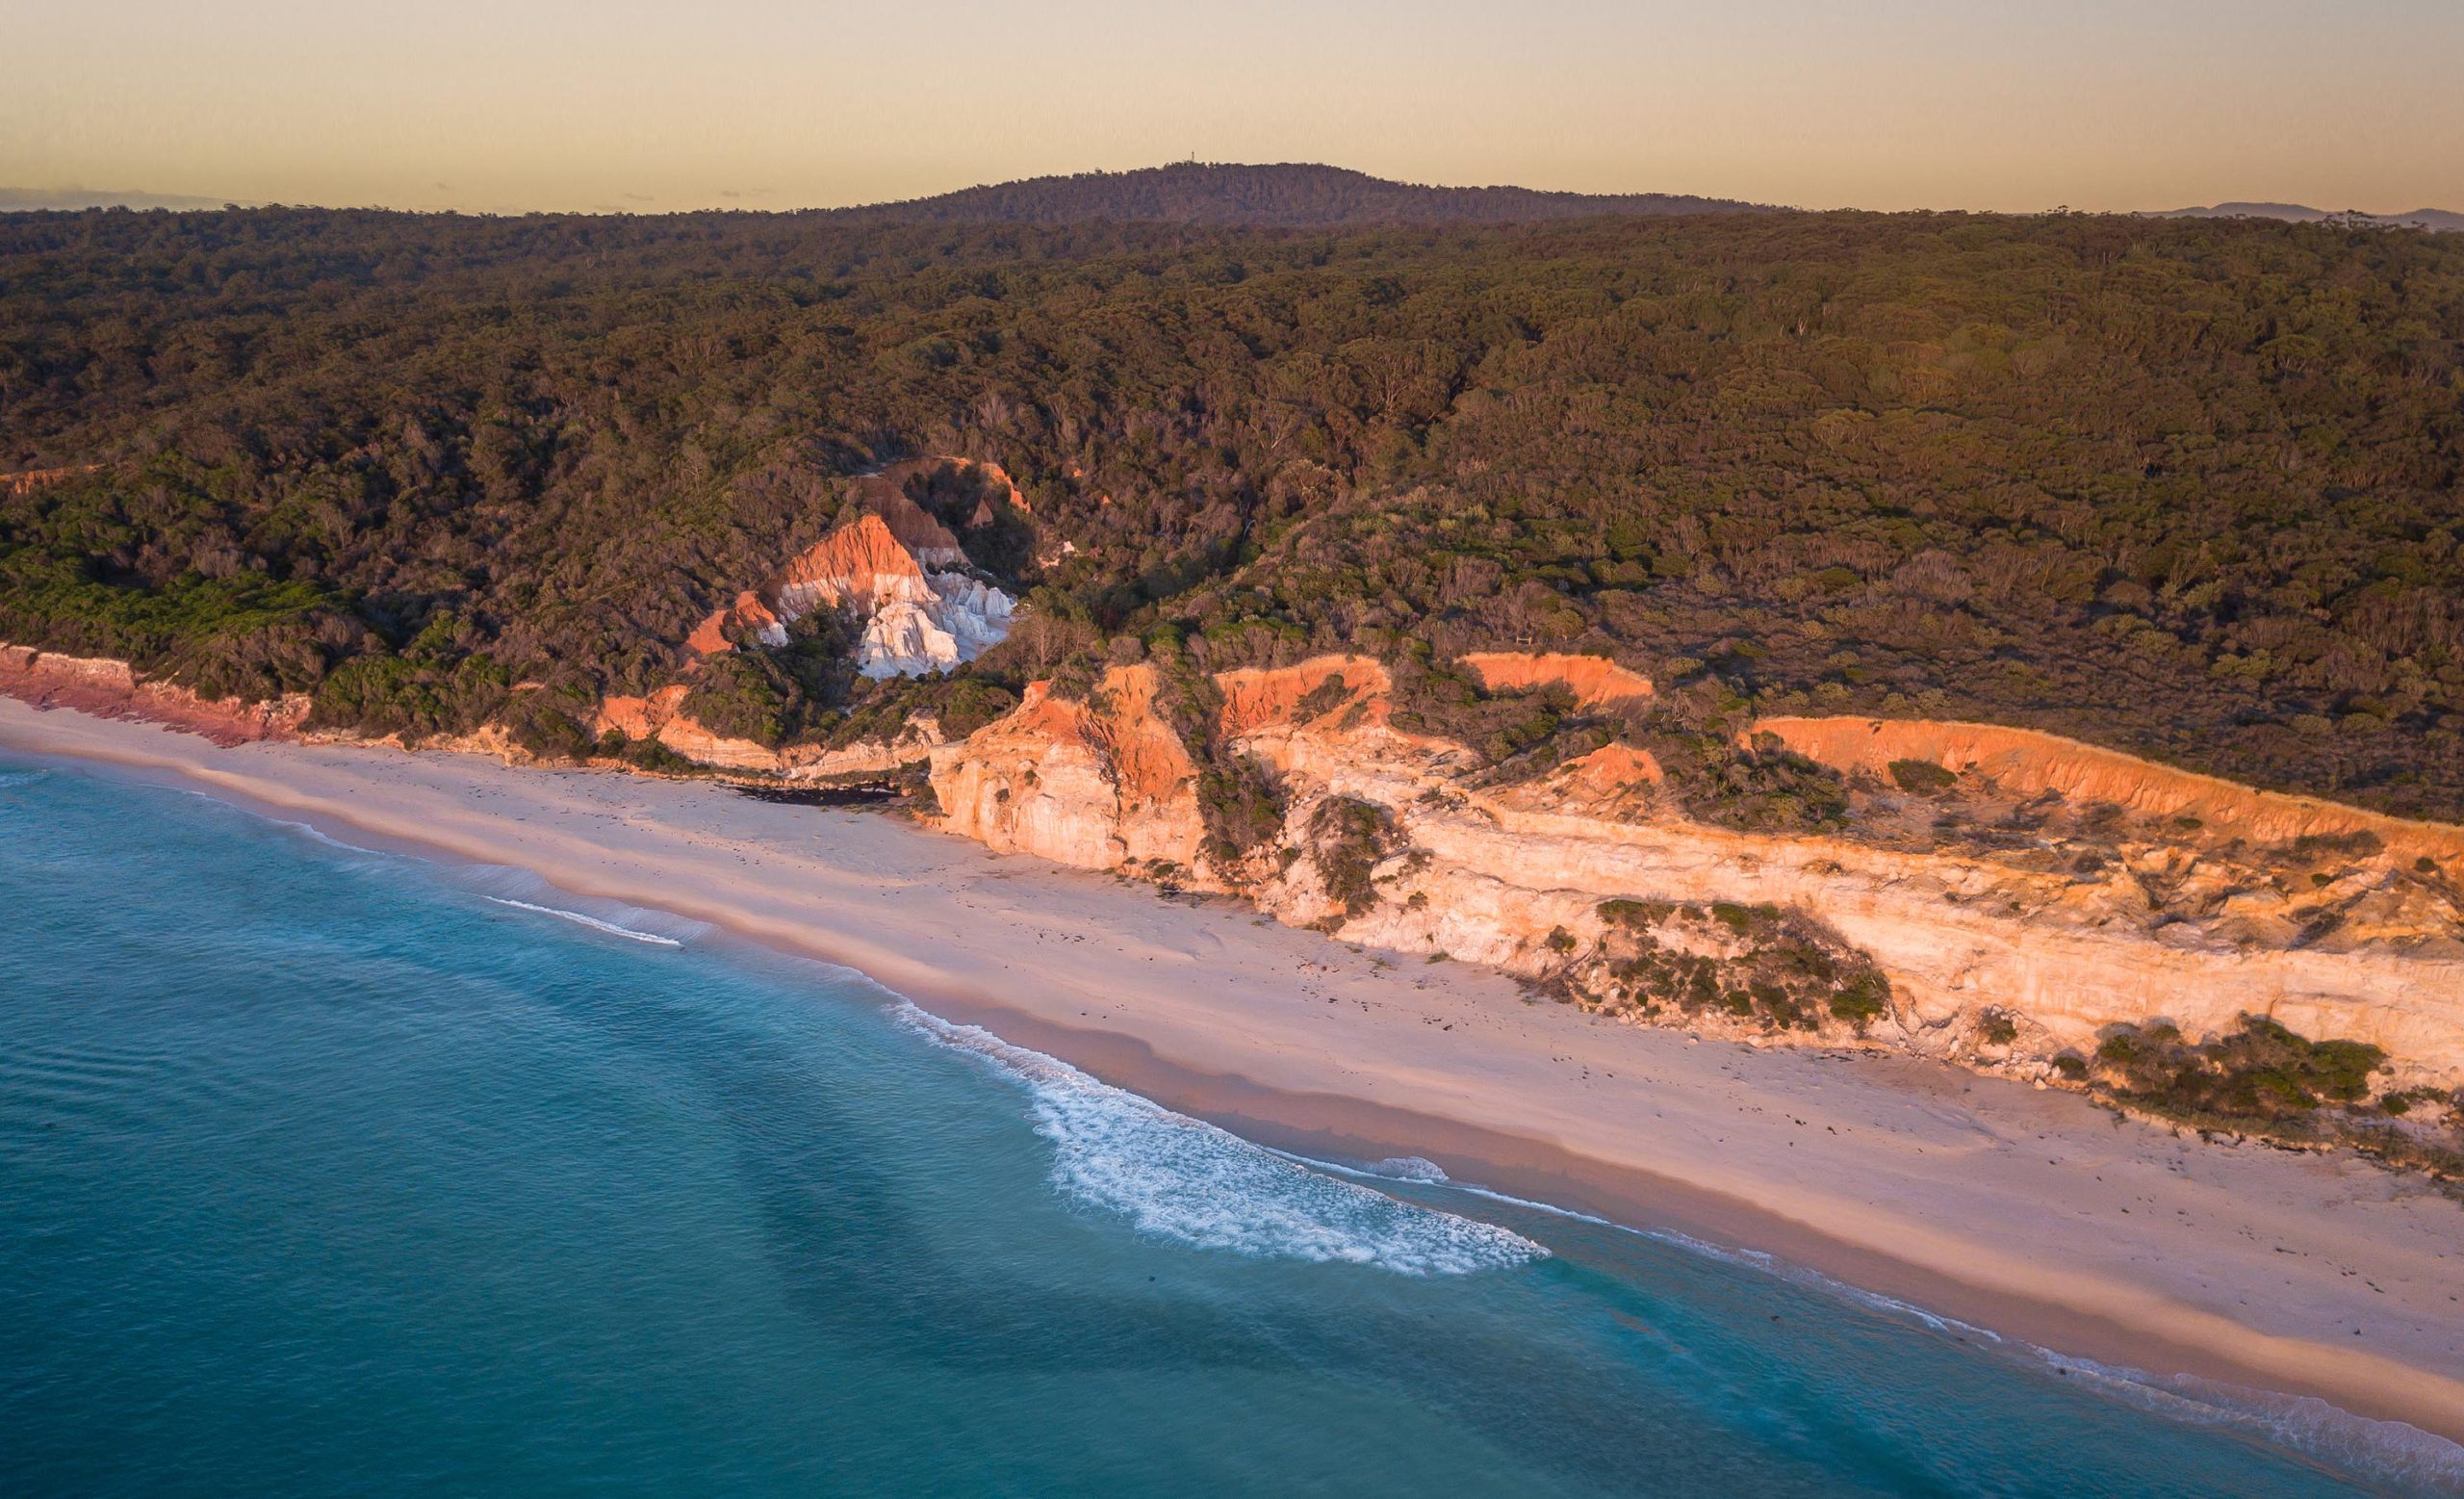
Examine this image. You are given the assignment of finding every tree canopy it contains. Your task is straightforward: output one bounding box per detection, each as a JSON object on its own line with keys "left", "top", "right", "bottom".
{"left": 2, "top": 205, "right": 2459, "bottom": 814}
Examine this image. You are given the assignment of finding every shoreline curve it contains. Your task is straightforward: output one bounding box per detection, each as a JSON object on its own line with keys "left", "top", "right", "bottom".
{"left": 8, "top": 696, "right": 2464, "bottom": 1450}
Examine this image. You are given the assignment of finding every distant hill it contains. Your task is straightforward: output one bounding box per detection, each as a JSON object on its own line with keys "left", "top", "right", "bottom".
{"left": 834, "top": 162, "right": 1778, "bottom": 226}
{"left": 2152, "top": 201, "right": 2462, "bottom": 233}
{"left": 0, "top": 187, "right": 246, "bottom": 212}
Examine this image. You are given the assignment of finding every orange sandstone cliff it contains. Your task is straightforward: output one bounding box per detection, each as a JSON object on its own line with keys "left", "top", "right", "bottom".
{"left": 1460, "top": 651, "right": 1654, "bottom": 709}
{"left": 675, "top": 459, "right": 1023, "bottom": 684}
{"left": 933, "top": 666, "right": 1209, "bottom": 877}
{"left": 918, "top": 651, "right": 2464, "bottom": 1089}
{"left": 0, "top": 644, "right": 310, "bottom": 746}
{"left": 1756, "top": 716, "right": 2464, "bottom": 868}
{"left": 26, "top": 618, "right": 2464, "bottom": 1101}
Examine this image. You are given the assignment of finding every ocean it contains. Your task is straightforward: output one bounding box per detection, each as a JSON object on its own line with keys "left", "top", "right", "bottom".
{"left": 3, "top": 752, "right": 2455, "bottom": 1497}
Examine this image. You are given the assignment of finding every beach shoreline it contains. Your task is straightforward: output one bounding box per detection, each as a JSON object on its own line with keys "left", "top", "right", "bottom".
{"left": 9, "top": 695, "right": 2464, "bottom": 1450}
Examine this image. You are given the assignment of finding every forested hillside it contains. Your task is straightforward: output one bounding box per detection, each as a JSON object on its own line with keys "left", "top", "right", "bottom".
{"left": 2, "top": 202, "right": 2460, "bottom": 816}
{"left": 839, "top": 162, "right": 1774, "bottom": 226}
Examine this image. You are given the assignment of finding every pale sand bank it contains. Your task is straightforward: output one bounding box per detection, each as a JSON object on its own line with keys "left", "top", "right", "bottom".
{"left": 8, "top": 697, "right": 2464, "bottom": 1445}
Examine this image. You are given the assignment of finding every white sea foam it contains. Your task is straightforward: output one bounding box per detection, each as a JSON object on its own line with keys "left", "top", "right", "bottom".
{"left": 891, "top": 1001, "right": 1545, "bottom": 1276}
{"left": 270, "top": 817, "right": 383, "bottom": 856}
{"left": 455, "top": 865, "right": 708, "bottom": 946}
{"left": 483, "top": 896, "right": 684, "bottom": 946}
{"left": 162, "top": 788, "right": 390, "bottom": 858}
{"left": 1306, "top": 1148, "right": 1999, "bottom": 1338}
{"left": 2033, "top": 1352, "right": 2464, "bottom": 1494}
{"left": 1280, "top": 1149, "right": 1628, "bottom": 1229}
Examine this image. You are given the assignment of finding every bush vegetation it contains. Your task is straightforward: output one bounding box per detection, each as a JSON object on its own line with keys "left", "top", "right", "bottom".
{"left": 2071, "top": 1015, "right": 2464, "bottom": 1177}
{"left": 2090, "top": 1016, "right": 2385, "bottom": 1122}
{"left": 1308, "top": 795, "right": 1399, "bottom": 919}
{"left": 3, "top": 207, "right": 2459, "bottom": 813}
{"left": 1583, "top": 898, "right": 1894, "bottom": 1033}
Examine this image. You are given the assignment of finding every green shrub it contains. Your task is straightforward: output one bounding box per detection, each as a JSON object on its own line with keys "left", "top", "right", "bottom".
{"left": 1828, "top": 971, "right": 1890, "bottom": 1030}
{"left": 1197, "top": 755, "right": 1288, "bottom": 864}
{"left": 2089, "top": 1015, "right": 2387, "bottom": 1123}
{"left": 1597, "top": 898, "right": 1676, "bottom": 929}
{"left": 1887, "top": 759, "right": 1959, "bottom": 794}
{"left": 1308, "top": 795, "right": 1399, "bottom": 918}
{"left": 680, "top": 653, "right": 792, "bottom": 748}
{"left": 622, "top": 737, "right": 701, "bottom": 774}
{"left": 12, "top": 209, "right": 2464, "bottom": 823}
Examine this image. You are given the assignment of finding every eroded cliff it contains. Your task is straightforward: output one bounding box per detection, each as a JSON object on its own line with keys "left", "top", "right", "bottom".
{"left": 682, "top": 458, "right": 1023, "bottom": 681}
{"left": 35, "top": 617, "right": 2464, "bottom": 1156}
{"left": 919, "top": 651, "right": 2464, "bottom": 1109}
{"left": 595, "top": 683, "right": 943, "bottom": 779}
{"left": 0, "top": 643, "right": 309, "bottom": 746}
{"left": 1757, "top": 716, "right": 2464, "bottom": 868}
{"left": 931, "top": 666, "right": 1209, "bottom": 877}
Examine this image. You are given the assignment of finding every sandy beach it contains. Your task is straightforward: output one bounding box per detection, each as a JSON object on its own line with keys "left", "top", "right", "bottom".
{"left": 9, "top": 696, "right": 2464, "bottom": 1446}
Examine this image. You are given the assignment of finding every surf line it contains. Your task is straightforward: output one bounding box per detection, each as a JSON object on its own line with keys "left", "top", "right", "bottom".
{"left": 483, "top": 896, "right": 684, "bottom": 946}
{"left": 889, "top": 998, "right": 1546, "bottom": 1277}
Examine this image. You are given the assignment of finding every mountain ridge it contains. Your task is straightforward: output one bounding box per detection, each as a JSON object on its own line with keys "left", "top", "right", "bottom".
{"left": 828, "top": 162, "right": 1780, "bottom": 226}
{"left": 2151, "top": 200, "right": 2462, "bottom": 232}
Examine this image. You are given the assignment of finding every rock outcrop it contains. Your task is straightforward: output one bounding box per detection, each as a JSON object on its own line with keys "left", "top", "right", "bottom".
{"left": 1460, "top": 651, "right": 1654, "bottom": 709}
{"left": 923, "top": 652, "right": 2464, "bottom": 1089}
{"left": 0, "top": 643, "right": 309, "bottom": 746}
{"left": 1756, "top": 716, "right": 2464, "bottom": 868}
{"left": 1215, "top": 655, "right": 1392, "bottom": 736}
{"left": 582, "top": 458, "right": 1035, "bottom": 776}
{"left": 680, "top": 460, "right": 1023, "bottom": 680}
{"left": 593, "top": 683, "right": 941, "bottom": 778}
{"left": 0, "top": 465, "right": 102, "bottom": 499}
{"left": 685, "top": 513, "right": 1014, "bottom": 680}
{"left": 854, "top": 571, "right": 1014, "bottom": 679}
{"left": 931, "top": 666, "right": 1209, "bottom": 877}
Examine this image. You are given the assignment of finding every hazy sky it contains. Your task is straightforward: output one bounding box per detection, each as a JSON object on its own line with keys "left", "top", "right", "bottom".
{"left": 7, "top": 0, "right": 2460, "bottom": 215}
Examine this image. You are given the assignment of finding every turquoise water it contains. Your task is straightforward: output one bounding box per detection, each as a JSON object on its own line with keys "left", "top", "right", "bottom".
{"left": 3, "top": 755, "right": 2455, "bottom": 1497}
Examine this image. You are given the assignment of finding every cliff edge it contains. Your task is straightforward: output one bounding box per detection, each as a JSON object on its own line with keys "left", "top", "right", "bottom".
{"left": 920, "top": 653, "right": 2464, "bottom": 1135}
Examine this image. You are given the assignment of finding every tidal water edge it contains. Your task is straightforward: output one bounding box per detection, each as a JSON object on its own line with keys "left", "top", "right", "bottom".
{"left": 3, "top": 754, "right": 2454, "bottom": 1497}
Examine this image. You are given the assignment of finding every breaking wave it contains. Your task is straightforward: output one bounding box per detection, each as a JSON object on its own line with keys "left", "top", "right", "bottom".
{"left": 455, "top": 865, "right": 707, "bottom": 947}
{"left": 483, "top": 896, "right": 684, "bottom": 946}
{"left": 270, "top": 817, "right": 383, "bottom": 856}
{"left": 891, "top": 1001, "right": 1544, "bottom": 1276}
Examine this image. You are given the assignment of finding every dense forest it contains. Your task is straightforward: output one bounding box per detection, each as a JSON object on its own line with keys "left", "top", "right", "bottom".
{"left": 2, "top": 195, "right": 2461, "bottom": 817}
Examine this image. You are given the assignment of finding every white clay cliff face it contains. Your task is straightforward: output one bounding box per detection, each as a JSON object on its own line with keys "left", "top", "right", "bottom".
{"left": 761, "top": 566, "right": 1014, "bottom": 678}
{"left": 851, "top": 572, "right": 1015, "bottom": 678}
{"left": 727, "top": 511, "right": 1016, "bottom": 679}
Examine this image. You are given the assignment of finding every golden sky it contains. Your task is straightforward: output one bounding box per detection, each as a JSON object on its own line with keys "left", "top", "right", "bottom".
{"left": 7, "top": 0, "right": 2460, "bottom": 214}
